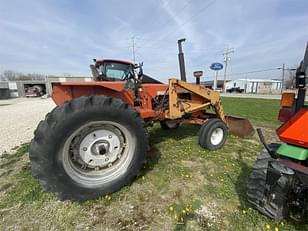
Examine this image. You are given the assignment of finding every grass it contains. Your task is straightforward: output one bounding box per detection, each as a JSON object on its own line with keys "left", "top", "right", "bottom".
{"left": 222, "top": 97, "right": 281, "bottom": 126}
{"left": 0, "top": 97, "right": 307, "bottom": 230}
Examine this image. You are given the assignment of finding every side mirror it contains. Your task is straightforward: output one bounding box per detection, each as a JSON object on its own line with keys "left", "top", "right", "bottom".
{"left": 136, "top": 62, "right": 143, "bottom": 80}
{"left": 138, "top": 67, "right": 143, "bottom": 79}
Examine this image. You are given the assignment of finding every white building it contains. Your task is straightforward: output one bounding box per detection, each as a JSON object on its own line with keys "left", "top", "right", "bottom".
{"left": 225, "top": 79, "right": 282, "bottom": 94}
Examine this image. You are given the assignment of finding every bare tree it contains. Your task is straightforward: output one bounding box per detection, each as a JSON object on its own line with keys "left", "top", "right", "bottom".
{"left": 0, "top": 73, "right": 6, "bottom": 81}
{"left": 1, "top": 70, "right": 46, "bottom": 81}
{"left": 285, "top": 69, "right": 296, "bottom": 89}
{"left": 3, "top": 70, "right": 18, "bottom": 81}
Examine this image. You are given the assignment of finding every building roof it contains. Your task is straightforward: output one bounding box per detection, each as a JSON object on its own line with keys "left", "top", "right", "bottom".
{"left": 235, "top": 79, "right": 282, "bottom": 83}
{"left": 0, "top": 81, "right": 9, "bottom": 89}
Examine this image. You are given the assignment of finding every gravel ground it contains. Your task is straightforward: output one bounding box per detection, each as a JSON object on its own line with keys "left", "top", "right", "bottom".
{"left": 0, "top": 97, "right": 55, "bottom": 154}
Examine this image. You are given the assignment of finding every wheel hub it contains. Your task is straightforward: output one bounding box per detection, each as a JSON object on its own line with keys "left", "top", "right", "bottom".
{"left": 210, "top": 128, "right": 224, "bottom": 146}
{"left": 62, "top": 120, "right": 136, "bottom": 188}
{"left": 91, "top": 141, "right": 109, "bottom": 156}
{"left": 79, "top": 128, "right": 123, "bottom": 168}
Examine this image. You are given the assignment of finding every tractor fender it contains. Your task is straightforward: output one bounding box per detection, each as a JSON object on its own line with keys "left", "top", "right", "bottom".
{"left": 51, "top": 82, "right": 135, "bottom": 107}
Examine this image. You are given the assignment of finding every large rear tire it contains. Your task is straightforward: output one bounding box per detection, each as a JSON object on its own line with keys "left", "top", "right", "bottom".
{"left": 29, "top": 95, "right": 148, "bottom": 201}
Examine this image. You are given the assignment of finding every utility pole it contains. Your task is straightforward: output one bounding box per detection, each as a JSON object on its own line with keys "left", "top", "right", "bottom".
{"left": 222, "top": 47, "right": 234, "bottom": 93}
{"left": 214, "top": 71, "right": 218, "bottom": 90}
{"left": 277, "top": 64, "right": 297, "bottom": 93}
{"left": 131, "top": 36, "right": 136, "bottom": 63}
{"left": 281, "top": 63, "right": 285, "bottom": 93}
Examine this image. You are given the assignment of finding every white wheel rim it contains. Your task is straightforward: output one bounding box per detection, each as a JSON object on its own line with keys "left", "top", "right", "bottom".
{"left": 62, "top": 121, "right": 135, "bottom": 188}
{"left": 210, "top": 128, "right": 224, "bottom": 146}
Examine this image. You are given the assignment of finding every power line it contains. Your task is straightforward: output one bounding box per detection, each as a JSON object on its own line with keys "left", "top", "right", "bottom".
{"left": 142, "top": 0, "right": 216, "bottom": 50}
{"left": 227, "top": 67, "right": 280, "bottom": 77}
{"left": 139, "top": 0, "right": 193, "bottom": 41}
{"left": 177, "top": 0, "right": 193, "bottom": 12}
{"left": 131, "top": 36, "right": 136, "bottom": 63}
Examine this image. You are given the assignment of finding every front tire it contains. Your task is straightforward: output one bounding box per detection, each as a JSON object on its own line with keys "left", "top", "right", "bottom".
{"left": 29, "top": 95, "right": 148, "bottom": 201}
{"left": 198, "top": 118, "right": 228, "bottom": 150}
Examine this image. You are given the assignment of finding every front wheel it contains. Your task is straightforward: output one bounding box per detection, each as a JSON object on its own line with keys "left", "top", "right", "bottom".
{"left": 29, "top": 95, "right": 148, "bottom": 201}
{"left": 198, "top": 118, "right": 228, "bottom": 150}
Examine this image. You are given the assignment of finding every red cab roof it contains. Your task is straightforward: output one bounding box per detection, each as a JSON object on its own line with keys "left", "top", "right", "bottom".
{"left": 95, "top": 59, "right": 134, "bottom": 67}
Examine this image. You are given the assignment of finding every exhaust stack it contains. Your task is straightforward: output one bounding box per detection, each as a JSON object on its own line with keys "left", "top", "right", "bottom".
{"left": 178, "top": 38, "right": 187, "bottom": 82}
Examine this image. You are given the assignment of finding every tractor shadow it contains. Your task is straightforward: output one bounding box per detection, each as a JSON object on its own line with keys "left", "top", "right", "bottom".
{"left": 149, "top": 124, "right": 200, "bottom": 145}
{"left": 141, "top": 124, "right": 200, "bottom": 176}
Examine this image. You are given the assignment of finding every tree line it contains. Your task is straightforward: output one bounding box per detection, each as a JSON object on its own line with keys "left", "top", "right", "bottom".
{"left": 0, "top": 70, "right": 47, "bottom": 81}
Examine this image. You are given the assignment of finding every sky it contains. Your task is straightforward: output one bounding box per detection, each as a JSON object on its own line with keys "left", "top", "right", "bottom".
{"left": 0, "top": 0, "right": 307, "bottom": 82}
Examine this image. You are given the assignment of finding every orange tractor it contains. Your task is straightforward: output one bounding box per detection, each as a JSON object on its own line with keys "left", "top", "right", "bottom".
{"left": 29, "top": 39, "right": 253, "bottom": 201}
{"left": 247, "top": 42, "right": 308, "bottom": 219}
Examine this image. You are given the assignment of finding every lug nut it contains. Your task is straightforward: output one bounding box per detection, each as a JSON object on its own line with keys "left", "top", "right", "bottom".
{"left": 83, "top": 147, "right": 87, "bottom": 151}
{"left": 108, "top": 135, "right": 112, "bottom": 139}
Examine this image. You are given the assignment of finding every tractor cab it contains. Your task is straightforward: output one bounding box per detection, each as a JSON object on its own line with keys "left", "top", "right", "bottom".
{"left": 90, "top": 59, "right": 137, "bottom": 82}
{"left": 90, "top": 59, "right": 145, "bottom": 96}
{"left": 90, "top": 59, "right": 162, "bottom": 84}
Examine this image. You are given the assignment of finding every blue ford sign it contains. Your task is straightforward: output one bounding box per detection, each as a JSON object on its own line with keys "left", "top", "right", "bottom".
{"left": 210, "top": 63, "right": 224, "bottom": 71}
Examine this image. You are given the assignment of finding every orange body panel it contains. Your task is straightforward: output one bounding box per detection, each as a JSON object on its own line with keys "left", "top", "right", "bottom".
{"left": 139, "top": 83, "right": 168, "bottom": 97}
{"left": 277, "top": 108, "right": 308, "bottom": 148}
{"left": 280, "top": 92, "right": 295, "bottom": 108}
{"left": 51, "top": 81, "right": 168, "bottom": 120}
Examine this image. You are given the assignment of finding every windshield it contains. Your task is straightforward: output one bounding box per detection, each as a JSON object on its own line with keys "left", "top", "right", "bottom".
{"left": 99, "top": 62, "right": 132, "bottom": 80}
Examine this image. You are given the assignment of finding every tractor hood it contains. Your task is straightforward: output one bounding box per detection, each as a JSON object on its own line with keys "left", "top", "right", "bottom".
{"left": 141, "top": 74, "right": 162, "bottom": 84}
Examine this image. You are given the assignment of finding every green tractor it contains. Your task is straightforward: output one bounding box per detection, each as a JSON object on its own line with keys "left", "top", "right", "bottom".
{"left": 247, "top": 42, "right": 308, "bottom": 219}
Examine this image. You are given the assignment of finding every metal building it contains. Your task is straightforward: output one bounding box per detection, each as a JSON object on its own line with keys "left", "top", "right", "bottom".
{"left": 225, "top": 79, "right": 282, "bottom": 94}
{"left": 0, "top": 82, "right": 10, "bottom": 99}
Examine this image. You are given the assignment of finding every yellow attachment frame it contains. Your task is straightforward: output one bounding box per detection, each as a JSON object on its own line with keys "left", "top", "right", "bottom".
{"left": 165, "top": 79, "right": 227, "bottom": 124}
